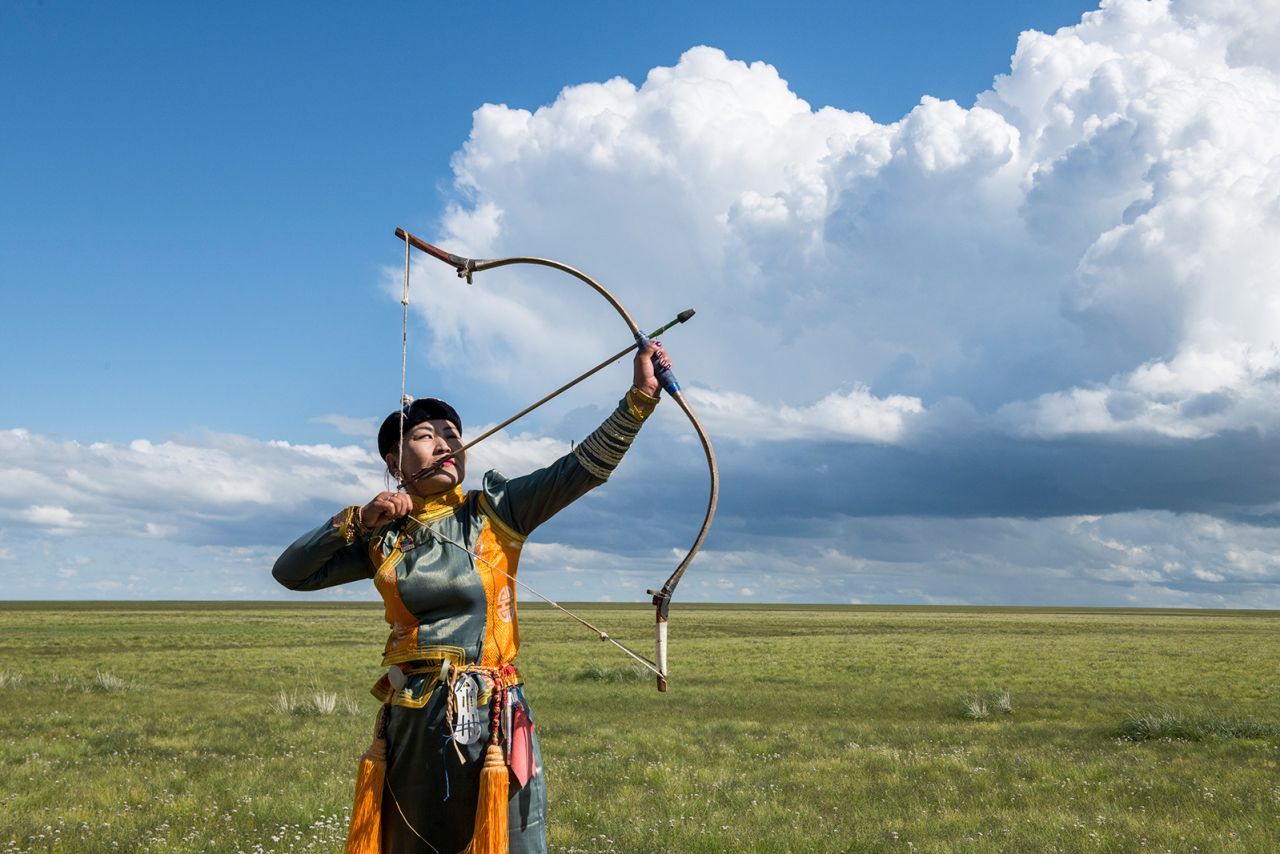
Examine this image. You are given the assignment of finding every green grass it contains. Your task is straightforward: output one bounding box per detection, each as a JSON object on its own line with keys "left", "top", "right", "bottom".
{"left": 1, "top": 602, "right": 1278, "bottom": 852}
{"left": 1116, "top": 710, "right": 1280, "bottom": 744}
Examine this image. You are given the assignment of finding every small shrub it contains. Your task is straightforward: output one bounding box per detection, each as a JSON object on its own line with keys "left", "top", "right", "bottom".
{"left": 274, "top": 689, "right": 358, "bottom": 716}
{"left": 993, "top": 689, "right": 1014, "bottom": 715}
{"left": 961, "top": 689, "right": 1013, "bottom": 720}
{"left": 51, "top": 673, "right": 86, "bottom": 691}
{"left": 274, "top": 690, "right": 301, "bottom": 714}
{"left": 90, "top": 670, "right": 131, "bottom": 692}
{"left": 311, "top": 691, "right": 338, "bottom": 715}
{"left": 962, "top": 696, "right": 989, "bottom": 720}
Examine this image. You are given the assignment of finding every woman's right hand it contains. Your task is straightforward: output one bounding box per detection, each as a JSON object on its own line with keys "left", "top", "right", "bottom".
{"left": 360, "top": 491, "right": 412, "bottom": 528}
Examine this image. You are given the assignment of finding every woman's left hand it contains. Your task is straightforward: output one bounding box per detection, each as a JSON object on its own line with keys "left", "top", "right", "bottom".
{"left": 633, "top": 340, "right": 672, "bottom": 398}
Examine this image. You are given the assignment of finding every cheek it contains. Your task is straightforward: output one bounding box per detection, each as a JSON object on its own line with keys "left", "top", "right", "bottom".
{"left": 402, "top": 443, "right": 431, "bottom": 466}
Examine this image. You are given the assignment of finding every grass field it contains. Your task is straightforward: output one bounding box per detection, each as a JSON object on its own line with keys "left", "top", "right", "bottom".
{"left": 1, "top": 602, "right": 1277, "bottom": 852}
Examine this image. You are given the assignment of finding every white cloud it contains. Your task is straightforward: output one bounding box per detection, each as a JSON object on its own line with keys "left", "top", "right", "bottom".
{"left": 0, "top": 427, "right": 576, "bottom": 545}
{"left": 464, "top": 428, "right": 572, "bottom": 480}
{"left": 0, "top": 427, "right": 383, "bottom": 537}
{"left": 682, "top": 509, "right": 1280, "bottom": 608}
{"left": 417, "top": 0, "right": 1280, "bottom": 450}
{"left": 521, "top": 540, "right": 652, "bottom": 576}
{"left": 999, "top": 345, "right": 1280, "bottom": 439}
{"left": 19, "top": 505, "right": 81, "bottom": 529}
{"left": 311, "top": 414, "right": 378, "bottom": 437}
{"left": 687, "top": 386, "right": 923, "bottom": 443}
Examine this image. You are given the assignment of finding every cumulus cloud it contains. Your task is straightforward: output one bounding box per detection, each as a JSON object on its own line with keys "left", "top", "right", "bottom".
{"left": 417, "top": 0, "right": 1280, "bottom": 455}
{"left": 369, "top": 0, "right": 1280, "bottom": 609}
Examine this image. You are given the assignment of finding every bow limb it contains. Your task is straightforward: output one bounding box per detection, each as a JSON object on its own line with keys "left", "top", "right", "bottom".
{"left": 397, "top": 228, "right": 719, "bottom": 692}
{"left": 647, "top": 389, "right": 719, "bottom": 691}
{"left": 396, "top": 228, "right": 642, "bottom": 335}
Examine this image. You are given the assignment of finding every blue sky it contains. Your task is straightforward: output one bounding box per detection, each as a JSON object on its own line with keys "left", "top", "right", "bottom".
{"left": 4, "top": 0, "right": 1280, "bottom": 609}
{"left": 2, "top": 0, "right": 1096, "bottom": 443}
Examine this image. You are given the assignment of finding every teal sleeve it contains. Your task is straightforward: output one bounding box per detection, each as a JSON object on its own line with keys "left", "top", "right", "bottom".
{"left": 272, "top": 517, "right": 376, "bottom": 591}
{"left": 483, "top": 396, "right": 648, "bottom": 537}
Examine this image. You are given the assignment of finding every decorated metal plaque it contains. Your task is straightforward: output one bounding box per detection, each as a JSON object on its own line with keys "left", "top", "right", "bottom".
{"left": 451, "top": 675, "right": 484, "bottom": 746}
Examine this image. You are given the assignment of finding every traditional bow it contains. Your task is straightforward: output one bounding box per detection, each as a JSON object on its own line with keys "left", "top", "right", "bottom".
{"left": 395, "top": 228, "right": 719, "bottom": 691}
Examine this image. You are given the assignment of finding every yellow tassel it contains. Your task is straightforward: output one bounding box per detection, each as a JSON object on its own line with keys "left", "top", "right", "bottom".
{"left": 344, "top": 711, "right": 388, "bottom": 854}
{"left": 470, "top": 740, "right": 509, "bottom": 854}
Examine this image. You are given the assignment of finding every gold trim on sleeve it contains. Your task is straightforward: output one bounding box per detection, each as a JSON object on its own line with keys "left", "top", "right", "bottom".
{"left": 334, "top": 505, "right": 365, "bottom": 544}
{"left": 626, "top": 386, "right": 660, "bottom": 422}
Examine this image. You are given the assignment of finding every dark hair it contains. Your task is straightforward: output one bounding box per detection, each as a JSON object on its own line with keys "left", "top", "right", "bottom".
{"left": 376, "top": 398, "right": 463, "bottom": 459}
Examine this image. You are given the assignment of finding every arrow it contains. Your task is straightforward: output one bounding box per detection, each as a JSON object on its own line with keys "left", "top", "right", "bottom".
{"left": 403, "top": 310, "right": 696, "bottom": 485}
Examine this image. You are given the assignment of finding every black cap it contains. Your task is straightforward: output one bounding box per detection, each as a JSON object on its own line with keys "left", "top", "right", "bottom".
{"left": 377, "top": 398, "right": 462, "bottom": 459}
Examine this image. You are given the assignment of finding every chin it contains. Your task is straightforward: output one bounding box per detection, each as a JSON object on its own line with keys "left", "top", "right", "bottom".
{"left": 420, "top": 476, "right": 460, "bottom": 495}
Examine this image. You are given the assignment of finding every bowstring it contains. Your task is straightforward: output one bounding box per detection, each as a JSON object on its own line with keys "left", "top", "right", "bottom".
{"left": 399, "top": 233, "right": 412, "bottom": 475}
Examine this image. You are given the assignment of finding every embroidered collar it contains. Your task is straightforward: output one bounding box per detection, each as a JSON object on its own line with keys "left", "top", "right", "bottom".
{"left": 410, "top": 486, "right": 466, "bottom": 521}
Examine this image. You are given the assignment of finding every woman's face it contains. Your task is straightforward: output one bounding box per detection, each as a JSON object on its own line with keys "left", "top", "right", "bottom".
{"left": 386, "top": 418, "right": 466, "bottom": 497}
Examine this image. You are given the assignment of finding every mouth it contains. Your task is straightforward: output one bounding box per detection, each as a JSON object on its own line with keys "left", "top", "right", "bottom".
{"left": 406, "top": 455, "right": 457, "bottom": 483}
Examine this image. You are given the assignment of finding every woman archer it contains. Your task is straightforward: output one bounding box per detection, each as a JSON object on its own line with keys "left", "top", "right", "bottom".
{"left": 271, "top": 342, "right": 671, "bottom": 854}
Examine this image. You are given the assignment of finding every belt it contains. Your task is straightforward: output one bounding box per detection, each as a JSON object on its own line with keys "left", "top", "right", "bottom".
{"left": 372, "top": 660, "right": 522, "bottom": 709}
